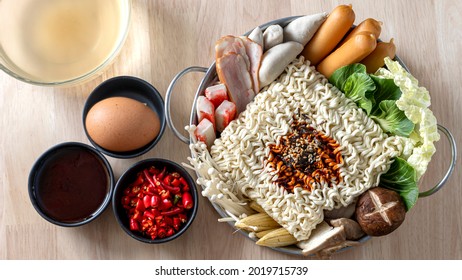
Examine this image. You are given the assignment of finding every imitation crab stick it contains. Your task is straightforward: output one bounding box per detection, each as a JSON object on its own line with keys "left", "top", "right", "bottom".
{"left": 360, "top": 39, "right": 396, "bottom": 73}
{"left": 317, "top": 32, "right": 377, "bottom": 78}
{"left": 215, "top": 100, "right": 236, "bottom": 132}
{"left": 338, "top": 18, "right": 382, "bottom": 47}
{"left": 194, "top": 118, "right": 216, "bottom": 148}
{"left": 196, "top": 96, "right": 216, "bottom": 129}
{"left": 301, "top": 4, "right": 355, "bottom": 65}
{"left": 205, "top": 83, "right": 228, "bottom": 107}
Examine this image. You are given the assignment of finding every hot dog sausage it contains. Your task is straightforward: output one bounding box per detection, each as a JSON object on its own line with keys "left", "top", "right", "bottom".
{"left": 317, "top": 32, "right": 377, "bottom": 78}
{"left": 301, "top": 4, "right": 355, "bottom": 65}
{"left": 360, "top": 39, "right": 396, "bottom": 73}
{"left": 338, "top": 18, "right": 382, "bottom": 47}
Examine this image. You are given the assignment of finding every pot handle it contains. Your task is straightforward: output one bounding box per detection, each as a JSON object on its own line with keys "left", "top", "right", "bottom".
{"left": 419, "top": 124, "right": 457, "bottom": 197}
{"left": 165, "top": 66, "right": 208, "bottom": 144}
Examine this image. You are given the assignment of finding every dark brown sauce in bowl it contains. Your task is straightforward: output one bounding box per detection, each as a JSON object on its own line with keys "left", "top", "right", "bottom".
{"left": 29, "top": 142, "right": 114, "bottom": 226}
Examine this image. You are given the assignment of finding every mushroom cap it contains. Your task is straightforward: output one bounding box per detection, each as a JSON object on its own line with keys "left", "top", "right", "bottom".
{"left": 355, "top": 187, "right": 406, "bottom": 236}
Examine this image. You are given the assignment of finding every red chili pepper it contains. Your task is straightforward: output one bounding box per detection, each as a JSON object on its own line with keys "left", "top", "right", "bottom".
{"left": 159, "top": 190, "right": 170, "bottom": 200}
{"left": 161, "top": 207, "right": 184, "bottom": 216}
{"left": 164, "top": 216, "right": 173, "bottom": 226}
{"left": 154, "top": 215, "right": 163, "bottom": 224}
{"left": 157, "top": 228, "right": 167, "bottom": 238}
{"left": 147, "top": 225, "right": 158, "bottom": 239}
{"left": 143, "top": 210, "right": 156, "bottom": 220}
{"left": 182, "top": 192, "right": 194, "bottom": 210}
{"left": 163, "top": 174, "right": 173, "bottom": 185}
{"left": 124, "top": 166, "right": 194, "bottom": 239}
{"left": 179, "top": 177, "right": 190, "bottom": 191}
{"left": 135, "top": 199, "right": 145, "bottom": 212}
{"left": 143, "top": 195, "right": 152, "bottom": 208}
{"left": 151, "top": 195, "right": 160, "bottom": 208}
{"left": 146, "top": 185, "right": 156, "bottom": 195}
{"left": 141, "top": 218, "right": 154, "bottom": 231}
{"left": 161, "top": 182, "right": 181, "bottom": 194}
{"left": 178, "top": 213, "right": 187, "bottom": 223}
{"left": 133, "top": 174, "right": 144, "bottom": 186}
{"left": 151, "top": 209, "right": 161, "bottom": 217}
{"left": 148, "top": 166, "right": 160, "bottom": 175}
{"left": 173, "top": 217, "right": 181, "bottom": 230}
{"left": 159, "top": 198, "right": 173, "bottom": 210}
{"left": 166, "top": 228, "right": 175, "bottom": 237}
{"left": 131, "top": 185, "right": 142, "bottom": 195}
{"left": 179, "top": 177, "right": 188, "bottom": 187}
{"left": 130, "top": 219, "right": 139, "bottom": 231}
{"left": 129, "top": 197, "right": 139, "bottom": 208}
{"left": 171, "top": 178, "right": 181, "bottom": 188}
{"left": 172, "top": 178, "right": 182, "bottom": 188}
{"left": 157, "top": 166, "right": 167, "bottom": 180}
{"left": 152, "top": 175, "right": 165, "bottom": 191}
{"left": 143, "top": 169, "right": 157, "bottom": 187}
{"left": 132, "top": 211, "right": 143, "bottom": 222}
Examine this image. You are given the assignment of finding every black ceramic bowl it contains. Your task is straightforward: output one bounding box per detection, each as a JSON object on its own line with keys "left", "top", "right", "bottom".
{"left": 28, "top": 142, "right": 114, "bottom": 227}
{"left": 112, "top": 158, "right": 198, "bottom": 243}
{"left": 82, "top": 76, "right": 166, "bottom": 158}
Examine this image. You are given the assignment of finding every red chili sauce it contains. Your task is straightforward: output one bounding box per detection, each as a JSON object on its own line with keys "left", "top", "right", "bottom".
{"left": 35, "top": 147, "right": 109, "bottom": 222}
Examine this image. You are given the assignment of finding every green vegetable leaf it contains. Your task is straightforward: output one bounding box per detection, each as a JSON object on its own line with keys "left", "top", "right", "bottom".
{"left": 371, "top": 100, "right": 415, "bottom": 137}
{"left": 329, "top": 63, "right": 367, "bottom": 90}
{"left": 377, "top": 57, "right": 439, "bottom": 179}
{"left": 343, "top": 73, "right": 376, "bottom": 114}
{"left": 330, "top": 63, "right": 415, "bottom": 136}
{"left": 380, "top": 157, "right": 418, "bottom": 211}
{"left": 370, "top": 75, "right": 402, "bottom": 114}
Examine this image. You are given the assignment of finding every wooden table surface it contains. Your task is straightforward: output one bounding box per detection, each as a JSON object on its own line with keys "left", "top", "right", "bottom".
{"left": 1, "top": 0, "right": 461, "bottom": 260}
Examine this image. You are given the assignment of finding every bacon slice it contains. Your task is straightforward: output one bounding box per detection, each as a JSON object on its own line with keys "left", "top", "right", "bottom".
{"left": 215, "top": 36, "right": 250, "bottom": 70}
{"left": 216, "top": 52, "right": 255, "bottom": 114}
{"left": 240, "top": 36, "right": 262, "bottom": 93}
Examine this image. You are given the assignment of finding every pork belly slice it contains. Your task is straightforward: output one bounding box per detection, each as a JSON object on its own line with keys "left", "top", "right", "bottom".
{"left": 215, "top": 35, "right": 250, "bottom": 70}
{"left": 216, "top": 52, "right": 256, "bottom": 114}
{"left": 240, "top": 36, "right": 262, "bottom": 93}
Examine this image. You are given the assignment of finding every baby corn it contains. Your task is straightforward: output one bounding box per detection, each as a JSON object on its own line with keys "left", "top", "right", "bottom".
{"left": 234, "top": 213, "right": 280, "bottom": 232}
{"left": 249, "top": 201, "right": 265, "bottom": 213}
{"left": 255, "top": 228, "right": 279, "bottom": 239}
{"left": 256, "top": 228, "right": 297, "bottom": 247}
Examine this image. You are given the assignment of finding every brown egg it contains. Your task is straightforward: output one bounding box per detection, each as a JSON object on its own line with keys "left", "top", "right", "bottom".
{"left": 85, "top": 97, "right": 161, "bottom": 152}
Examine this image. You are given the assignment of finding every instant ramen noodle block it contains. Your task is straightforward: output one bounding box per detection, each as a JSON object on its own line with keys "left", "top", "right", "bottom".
{"left": 189, "top": 57, "right": 405, "bottom": 241}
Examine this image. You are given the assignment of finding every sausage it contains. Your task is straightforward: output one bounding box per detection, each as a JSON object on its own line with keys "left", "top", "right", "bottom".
{"left": 360, "top": 39, "right": 396, "bottom": 73}
{"left": 248, "top": 26, "right": 264, "bottom": 48}
{"left": 258, "top": 41, "right": 303, "bottom": 88}
{"left": 263, "top": 25, "right": 283, "bottom": 51}
{"left": 338, "top": 18, "right": 382, "bottom": 47}
{"left": 317, "top": 32, "right": 377, "bottom": 78}
{"left": 283, "top": 12, "right": 328, "bottom": 46}
{"left": 301, "top": 4, "right": 355, "bottom": 65}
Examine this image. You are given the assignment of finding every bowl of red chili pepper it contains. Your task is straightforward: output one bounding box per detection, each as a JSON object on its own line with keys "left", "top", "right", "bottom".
{"left": 112, "top": 158, "right": 198, "bottom": 243}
